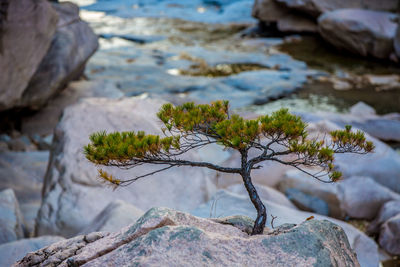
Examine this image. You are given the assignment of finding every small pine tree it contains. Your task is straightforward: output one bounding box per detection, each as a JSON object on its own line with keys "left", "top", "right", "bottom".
{"left": 84, "top": 100, "right": 373, "bottom": 235}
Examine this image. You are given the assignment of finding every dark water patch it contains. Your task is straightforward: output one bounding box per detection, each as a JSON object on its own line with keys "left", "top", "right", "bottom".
{"left": 278, "top": 36, "right": 400, "bottom": 75}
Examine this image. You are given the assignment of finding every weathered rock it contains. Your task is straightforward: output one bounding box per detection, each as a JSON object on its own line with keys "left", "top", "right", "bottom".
{"left": 36, "top": 97, "right": 216, "bottom": 237}
{"left": 0, "top": 151, "right": 49, "bottom": 235}
{"left": 21, "top": 80, "right": 123, "bottom": 136}
{"left": 15, "top": 207, "right": 360, "bottom": 267}
{"left": 305, "top": 120, "right": 400, "bottom": 193}
{"left": 79, "top": 200, "right": 144, "bottom": 234}
{"left": 284, "top": 188, "right": 330, "bottom": 216}
{"left": 318, "top": 9, "right": 398, "bottom": 59}
{"left": 0, "top": 0, "right": 58, "bottom": 111}
{"left": 252, "top": 0, "right": 317, "bottom": 33}
{"left": 0, "top": 189, "right": 24, "bottom": 245}
{"left": 225, "top": 183, "right": 298, "bottom": 209}
{"left": 276, "top": 0, "right": 399, "bottom": 17}
{"left": 192, "top": 190, "right": 378, "bottom": 267}
{"left": 279, "top": 171, "right": 400, "bottom": 220}
{"left": 379, "top": 214, "right": 400, "bottom": 256}
{"left": 298, "top": 102, "right": 400, "bottom": 142}
{"left": 339, "top": 177, "right": 400, "bottom": 220}
{"left": 20, "top": 2, "right": 99, "bottom": 110}
{"left": 368, "top": 200, "right": 400, "bottom": 234}
{"left": 0, "top": 236, "right": 64, "bottom": 267}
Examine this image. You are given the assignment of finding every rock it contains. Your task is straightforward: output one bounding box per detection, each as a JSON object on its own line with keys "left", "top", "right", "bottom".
{"left": 192, "top": 190, "right": 378, "bottom": 267}
{"left": 36, "top": 97, "right": 216, "bottom": 237}
{"left": 318, "top": 9, "right": 398, "bottom": 59}
{"left": 79, "top": 200, "right": 144, "bottom": 234}
{"left": 0, "top": 189, "right": 24, "bottom": 245}
{"left": 276, "top": 0, "right": 399, "bottom": 17}
{"left": 284, "top": 188, "right": 330, "bottom": 216}
{"left": 20, "top": 2, "right": 99, "bottom": 110}
{"left": 298, "top": 102, "right": 400, "bottom": 142}
{"left": 394, "top": 25, "right": 400, "bottom": 59}
{"left": 21, "top": 80, "right": 123, "bottom": 136}
{"left": 301, "top": 119, "right": 400, "bottom": 193}
{"left": 339, "top": 177, "right": 400, "bottom": 220}
{"left": 15, "top": 207, "right": 360, "bottom": 266}
{"left": 0, "top": 236, "right": 64, "bottom": 267}
{"left": 225, "top": 183, "right": 298, "bottom": 209}
{"left": 252, "top": 0, "right": 317, "bottom": 33}
{"left": 0, "top": 0, "right": 58, "bottom": 111}
{"left": 0, "top": 142, "right": 8, "bottom": 152}
{"left": 364, "top": 74, "right": 400, "bottom": 91}
{"left": 7, "top": 136, "right": 35, "bottom": 152}
{"left": 379, "top": 214, "right": 400, "bottom": 256}
{"left": 0, "top": 152, "right": 49, "bottom": 235}
{"left": 368, "top": 200, "right": 400, "bottom": 234}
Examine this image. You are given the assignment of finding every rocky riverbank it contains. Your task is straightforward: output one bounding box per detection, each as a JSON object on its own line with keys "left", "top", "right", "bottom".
{"left": 0, "top": 0, "right": 399, "bottom": 266}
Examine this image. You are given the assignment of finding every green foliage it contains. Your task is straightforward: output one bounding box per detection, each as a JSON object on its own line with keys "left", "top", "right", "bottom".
{"left": 85, "top": 100, "right": 374, "bottom": 186}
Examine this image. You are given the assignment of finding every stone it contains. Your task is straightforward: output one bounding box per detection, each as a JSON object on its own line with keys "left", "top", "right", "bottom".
{"left": 276, "top": 0, "right": 399, "bottom": 17}
{"left": 14, "top": 207, "right": 360, "bottom": 266}
{"left": 339, "top": 177, "right": 400, "bottom": 220}
{"left": 20, "top": 2, "right": 99, "bottom": 110}
{"left": 225, "top": 183, "right": 298, "bottom": 209}
{"left": 36, "top": 97, "right": 216, "bottom": 237}
{"left": 284, "top": 188, "right": 329, "bottom": 216}
{"left": 0, "top": 151, "right": 49, "bottom": 235}
{"left": 302, "top": 119, "right": 400, "bottom": 193}
{"left": 192, "top": 190, "right": 378, "bottom": 267}
{"left": 252, "top": 0, "right": 317, "bottom": 33}
{"left": 0, "top": 236, "right": 64, "bottom": 267}
{"left": 0, "top": 189, "right": 24, "bottom": 245}
{"left": 368, "top": 200, "right": 400, "bottom": 234}
{"left": 21, "top": 80, "right": 123, "bottom": 136}
{"left": 79, "top": 200, "right": 144, "bottom": 234}
{"left": 318, "top": 9, "right": 398, "bottom": 59}
{"left": 0, "top": 0, "right": 58, "bottom": 111}
{"left": 379, "top": 214, "right": 400, "bottom": 256}
{"left": 394, "top": 25, "right": 400, "bottom": 59}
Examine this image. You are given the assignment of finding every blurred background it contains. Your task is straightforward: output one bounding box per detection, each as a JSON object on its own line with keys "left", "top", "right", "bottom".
{"left": 0, "top": 0, "right": 399, "bottom": 266}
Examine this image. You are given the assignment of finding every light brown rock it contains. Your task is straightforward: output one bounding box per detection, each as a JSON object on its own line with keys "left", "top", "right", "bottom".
{"left": 35, "top": 97, "right": 216, "bottom": 237}
{"left": 0, "top": 0, "right": 58, "bottom": 111}
{"left": 15, "top": 207, "right": 360, "bottom": 267}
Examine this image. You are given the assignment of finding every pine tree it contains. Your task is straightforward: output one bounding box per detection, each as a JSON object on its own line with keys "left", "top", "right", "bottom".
{"left": 84, "top": 100, "right": 373, "bottom": 235}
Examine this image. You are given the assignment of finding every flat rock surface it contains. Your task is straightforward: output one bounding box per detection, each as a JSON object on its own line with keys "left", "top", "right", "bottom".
{"left": 15, "top": 207, "right": 359, "bottom": 267}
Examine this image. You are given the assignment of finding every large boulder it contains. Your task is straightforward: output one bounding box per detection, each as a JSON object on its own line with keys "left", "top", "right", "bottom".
{"left": 0, "top": 0, "right": 58, "bottom": 111}
{"left": 368, "top": 200, "right": 400, "bottom": 234}
{"left": 35, "top": 97, "right": 216, "bottom": 237}
{"left": 0, "top": 152, "right": 49, "bottom": 235}
{"left": 15, "top": 207, "right": 360, "bottom": 266}
{"left": 20, "top": 2, "right": 99, "bottom": 110}
{"left": 252, "top": 0, "right": 317, "bottom": 33}
{"left": 0, "top": 236, "right": 64, "bottom": 267}
{"left": 0, "top": 189, "right": 25, "bottom": 245}
{"left": 379, "top": 214, "right": 400, "bottom": 256}
{"left": 279, "top": 171, "right": 400, "bottom": 220}
{"left": 79, "top": 200, "right": 144, "bottom": 234}
{"left": 192, "top": 190, "right": 378, "bottom": 267}
{"left": 318, "top": 9, "right": 398, "bottom": 59}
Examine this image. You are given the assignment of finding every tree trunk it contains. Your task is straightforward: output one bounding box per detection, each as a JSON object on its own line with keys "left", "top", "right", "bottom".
{"left": 240, "top": 151, "right": 266, "bottom": 235}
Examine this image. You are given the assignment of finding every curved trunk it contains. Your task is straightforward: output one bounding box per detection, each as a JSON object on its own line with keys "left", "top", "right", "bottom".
{"left": 240, "top": 151, "right": 266, "bottom": 235}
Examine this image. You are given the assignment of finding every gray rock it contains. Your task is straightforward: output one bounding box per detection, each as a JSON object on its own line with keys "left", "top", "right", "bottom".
{"left": 318, "top": 9, "right": 398, "bottom": 59}
{"left": 20, "top": 2, "right": 99, "bottom": 110}
{"left": 285, "top": 188, "right": 330, "bottom": 216}
{"left": 394, "top": 25, "right": 400, "bottom": 59}
{"left": 36, "top": 97, "right": 216, "bottom": 237}
{"left": 192, "top": 190, "right": 378, "bottom": 267}
{"left": 0, "top": 236, "right": 64, "bottom": 267}
{"left": 14, "top": 207, "right": 360, "bottom": 267}
{"left": 79, "top": 200, "right": 144, "bottom": 234}
{"left": 0, "top": 0, "right": 58, "bottom": 111}
{"left": 368, "top": 200, "right": 400, "bottom": 234}
{"left": 0, "top": 189, "right": 24, "bottom": 245}
{"left": 226, "top": 183, "right": 298, "bottom": 209}
{"left": 379, "top": 214, "right": 400, "bottom": 256}
{"left": 0, "top": 152, "right": 49, "bottom": 235}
